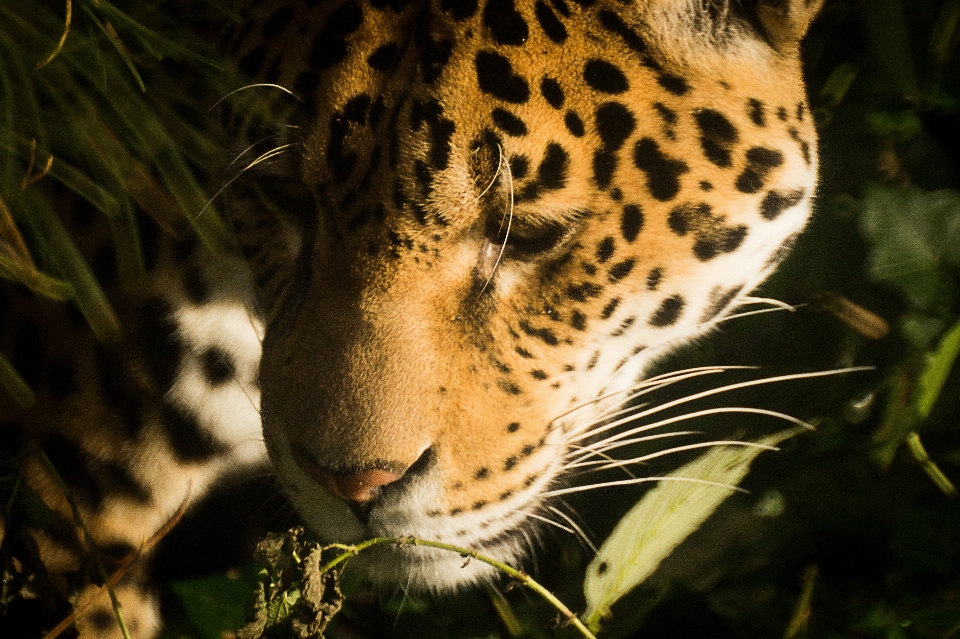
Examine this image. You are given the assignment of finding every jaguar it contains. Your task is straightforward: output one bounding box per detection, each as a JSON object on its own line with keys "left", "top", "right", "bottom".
{"left": 0, "top": 0, "right": 823, "bottom": 635}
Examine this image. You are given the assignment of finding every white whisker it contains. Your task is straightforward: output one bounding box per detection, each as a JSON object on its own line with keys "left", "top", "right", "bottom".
{"left": 719, "top": 306, "right": 798, "bottom": 322}
{"left": 569, "top": 406, "right": 809, "bottom": 462}
{"left": 564, "top": 443, "right": 644, "bottom": 478}
{"left": 198, "top": 144, "right": 294, "bottom": 218}
{"left": 242, "top": 144, "right": 293, "bottom": 171}
{"left": 556, "top": 365, "right": 747, "bottom": 434}
{"left": 566, "top": 429, "right": 699, "bottom": 462}
{"left": 474, "top": 154, "right": 504, "bottom": 202}
{"left": 394, "top": 574, "right": 413, "bottom": 627}
{"left": 524, "top": 511, "right": 575, "bottom": 534}
{"left": 518, "top": 527, "right": 539, "bottom": 575}
{"left": 239, "top": 381, "right": 260, "bottom": 415}
{"left": 567, "top": 367, "right": 866, "bottom": 445}
{"left": 589, "top": 368, "right": 735, "bottom": 425}
{"left": 225, "top": 135, "right": 282, "bottom": 172}
{"left": 542, "top": 475, "right": 747, "bottom": 498}
{"left": 243, "top": 304, "right": 265, "bottom": 344}
{"left": 566, "top": 438, "right": 780, "bottom": 471}
{"left": 547, "top": 506, "right": 598, "bottom": 553}
{"left": 738, "top": 296, "right": 798, "bottom": 312}
{"left": 210, "top": 83, "right": 300, "bottom": 110}
{"left": 478, "top": 145, "right": 514, "bottom": 296}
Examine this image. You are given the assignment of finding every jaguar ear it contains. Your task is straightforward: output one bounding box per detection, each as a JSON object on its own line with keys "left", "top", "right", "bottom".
{"left": 755, "top": 0, "right": 825, "bottom": 51}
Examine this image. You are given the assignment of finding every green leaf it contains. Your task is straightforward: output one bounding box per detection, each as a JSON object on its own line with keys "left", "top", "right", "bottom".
{"left": 820, "top": 62, "right": 861, "bottom": 108}
{"left": 169, "top": 566, "right": 260, "bottom": 639}
{"left": 914, "top": 315, "right": 960, "bottom": 419}
{"left": 860, "top": 183, "right": 960, "bottom": 310}
{"left": 0, "top": 349, "right": 34, "bottom": 408}
{"left": 865, "top": 110, "right": 923, "bottom": 141}
{"left": 872, "top": 317, "right": 960, "bottom": 471}
{"left": 872, "top": 367, "right": 916, "bottom": 468}
{"left": 583, "top": 429, "right": 800, "bottom": 628}
{"left": 16, "top": 186, "right": 121, "bottom": 344}
{"left": 0, "top": 250, "right": 73, "bottom": 301}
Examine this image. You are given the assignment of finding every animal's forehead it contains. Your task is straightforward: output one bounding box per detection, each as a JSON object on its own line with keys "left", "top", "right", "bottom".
{"left": 278, "top": 0, "right": 815, "bottom": 256}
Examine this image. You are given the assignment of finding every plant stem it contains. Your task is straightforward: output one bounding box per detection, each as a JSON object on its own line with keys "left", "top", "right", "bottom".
{"left": 37, "top": 448, "right": 132, "bottom": 639}
{"left": 907, "top": 432, "right": 958, "bottom": 496}
{"left": 320, "top": 536, "right": 599, "bottom": 639}
{"left": 783, "top": 565, "right": 818, "bottom": 639}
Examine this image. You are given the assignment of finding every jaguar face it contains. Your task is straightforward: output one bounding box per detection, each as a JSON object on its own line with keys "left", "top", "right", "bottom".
{"left": 231, "top": 0, "right": 823, "bottom": 588}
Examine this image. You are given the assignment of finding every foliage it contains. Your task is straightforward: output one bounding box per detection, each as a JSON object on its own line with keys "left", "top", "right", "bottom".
{"left": 238, "top": 528, "right": 345, "bottom": 639}
{"left": 2, "top": 0, "right": 960, "bottom": 637}
{"left": 168, "top": 565, "right": 262, "bottom": 639}
{"left": 0, "top": 0, "right": 238, "bottom": 396}
{"left": 582, "top": 430, "right": 800, "bottom": 628}
{"left": 860, "top": 185, "right": 960, "bottom": 313}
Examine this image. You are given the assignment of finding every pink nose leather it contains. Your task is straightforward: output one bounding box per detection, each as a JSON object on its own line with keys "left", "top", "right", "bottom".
{"left": 293, "top": 451, "right": 401, "bottom": 503}
{"left": 320, "top": 469, "right": 402, "bottom": 502}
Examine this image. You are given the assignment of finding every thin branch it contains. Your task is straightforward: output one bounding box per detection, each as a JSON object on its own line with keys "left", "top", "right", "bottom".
{"left": 318, "top": 537, "right": 598, "bottom": 639}
{"left": 38, "top": 467, "right": 192, "bottom": 639}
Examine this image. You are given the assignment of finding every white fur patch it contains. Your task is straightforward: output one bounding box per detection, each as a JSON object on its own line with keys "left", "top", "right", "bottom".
{"left": 170, "top": 301, "right": 266, "bottom": 465}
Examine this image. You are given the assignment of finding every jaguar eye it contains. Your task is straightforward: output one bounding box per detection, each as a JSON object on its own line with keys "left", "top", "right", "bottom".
{"left": 484, "top": 216, "right": 572, "bottom": 258}
{"left": 483, "top": 216, "right": 572, "bottom": 259}
{"left": 506, "top": 221, "right": 570, "bottom": 256}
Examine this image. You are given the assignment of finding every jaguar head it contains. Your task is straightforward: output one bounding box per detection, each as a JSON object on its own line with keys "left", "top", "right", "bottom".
{"left": 234, "top": 0, "right": 822, "bottom": 588}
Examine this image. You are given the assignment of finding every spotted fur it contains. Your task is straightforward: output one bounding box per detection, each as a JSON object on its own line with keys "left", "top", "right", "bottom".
{"left": 1, "top": 0, "right": 823, "bottom": 635}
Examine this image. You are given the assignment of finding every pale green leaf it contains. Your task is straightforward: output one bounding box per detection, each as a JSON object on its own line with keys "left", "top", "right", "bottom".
{"left": 583, "top": 429, "right": 801, "bottom": 627}
{"left": 914, "top": 316, "right": 960, "bottom": 419}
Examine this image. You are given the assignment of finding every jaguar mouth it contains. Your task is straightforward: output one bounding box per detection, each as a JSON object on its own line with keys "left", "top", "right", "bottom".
{"left": 266, "top": 427, "right": 552, "bottom": 590}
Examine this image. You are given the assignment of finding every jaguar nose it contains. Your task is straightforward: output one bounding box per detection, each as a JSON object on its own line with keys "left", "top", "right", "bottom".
{"left": 318, "top": 468, "right": 403, "bottom": 503}
{"left": 292, "top": 450, "right": 403, "bottom": 503}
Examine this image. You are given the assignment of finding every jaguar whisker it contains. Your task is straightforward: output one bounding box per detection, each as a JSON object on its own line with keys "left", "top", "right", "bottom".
{"left": 547, "top": 505, "right": 598, "bottom": 553}
{"left": 479, "top": 146, "right": 514, "bottom": 296}
{"left": 566, "top": 430, "right": 700, "bottom": 464}
{"left": 563, "top": 444, "right": 643, "bottom": 478}
{"left": 524, "top": 511, "right": 576, "bottom": 535}
{"left": 197, "top": 144, "right": 293, "bottom": 218}
{"left": 568, "top": 406, "right": 808, "bottom": 464}
{"left": 567, "top": 367, "right": 868, "bottom": 445}
{"left": 737, "top": 296, "right": 798, "bottom": 312}
{"left": 566, "top": 438, "right": 780, "bottom": 472}
{"left": 224, "top": 134, "right": 286, "bottom": 172}
{"left": 542, "top": 475, "right": 748, "bottom": 499}
{"left": 209, "top": 82, "right": 301, "bottom": 110}
{"left": 555, "top": 365, "right": 741, "bottom": 434}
